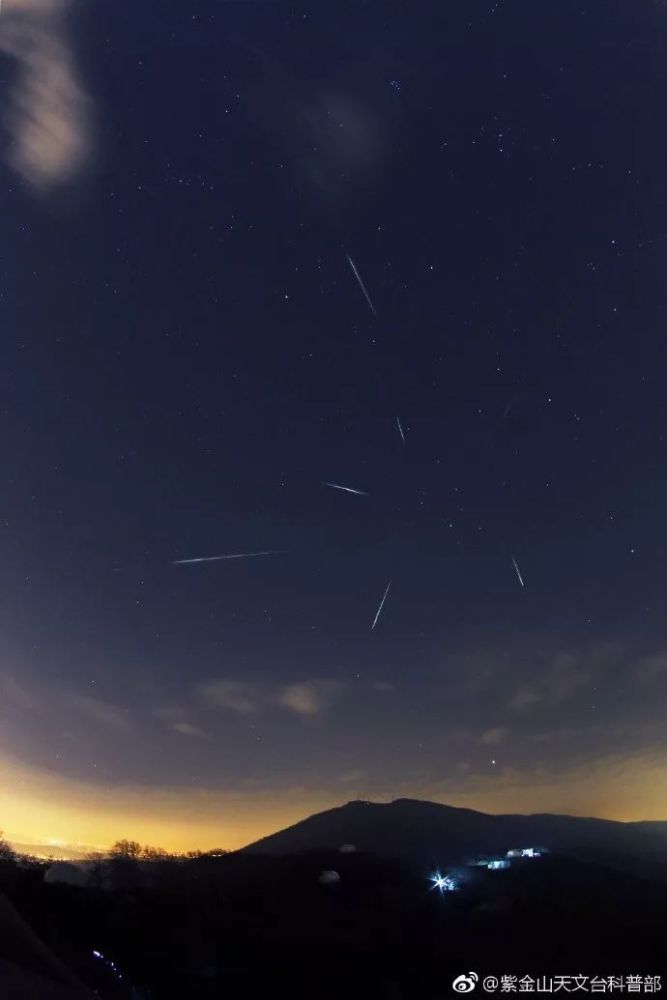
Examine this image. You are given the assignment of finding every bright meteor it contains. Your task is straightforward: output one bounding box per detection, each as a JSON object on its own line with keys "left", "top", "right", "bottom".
{"left": 323, "top": 482, "right": 369, "bottom": 496}
{"left": 173, "top": 551, "right": 287, "bottom": 565}
{"left": 396, "top": 415, "right": 406, "bottom": 444}
{"left": 372, "top": 580, "right": 392, "bottom": 630}
{"left": 346, "top": 253, "right": 378, "bottom": 320}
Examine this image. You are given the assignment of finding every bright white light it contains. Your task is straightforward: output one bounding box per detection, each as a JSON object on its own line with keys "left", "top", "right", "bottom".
{"left": 430, "top": 872, "right": 458, "bottom": 892}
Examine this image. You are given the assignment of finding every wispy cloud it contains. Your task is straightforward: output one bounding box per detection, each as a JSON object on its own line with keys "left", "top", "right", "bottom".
{"left": 479, "top": 726, "right": 508, "bottom": 746}
{"left": 198, "top": 680, "right": 263, "bottom": 716}
{"left": 0, "top": 0, "right": 92, "bottom": 191}
{"left": 635, "top": 653, "right": 667, "bottom": 680}
{"left": 337, "top": 769, "right": 367, "bottom": 784}
{"left": 152, "top": 707, "right": 181, "bottom": 722}
{"left": 276, "top": 680, "right": 341, "bottom": 717}
{"left": 153, "top": 706, "right": 206, "bottom": 737}
{"left": 198, "top": 678, "right": 344, "bottom": 719}
{"left": 506, "top": 686, "right": 542, "bottom": 713}
{"left": 0, "top": 672, "right": 39, "bottom": 712}
{"left": 507, "top": 654, "right": 592, "bottom": 715}
{"left": 71, "top": 696, "right": 131, "bottom": 730}
{"left": 171, "top": 721, "right": 205, "bottom": 738}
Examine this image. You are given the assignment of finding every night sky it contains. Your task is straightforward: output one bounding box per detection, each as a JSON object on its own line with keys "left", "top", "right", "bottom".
{"left": 1, "top": 0, "right": 667, "bottom": 852}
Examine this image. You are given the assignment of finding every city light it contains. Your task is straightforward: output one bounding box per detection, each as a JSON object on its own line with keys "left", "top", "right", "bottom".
{"left": 429, "top": 872, "right": 458, "bottom": 892}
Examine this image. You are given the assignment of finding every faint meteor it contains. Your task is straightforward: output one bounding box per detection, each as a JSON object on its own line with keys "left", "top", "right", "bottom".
{"left": 511, "top": 556, "right": 525, "bottom": 588}
{"left": 346, "top": 253, "right": 378, "bottom": 320}
{"left": 503, "top": 396, "right": 515, "bottom": 419}
{"left": 371, "top": 580, "right": 392, "bottom": 630}
{"left": 173, "top": 550, "right": 287, "bottom": 565}
{"left": 323, "top": 482, "right": 369, "bottom": 497}
{"left": 396, "top": 415, "right": 406, "bottom": 444}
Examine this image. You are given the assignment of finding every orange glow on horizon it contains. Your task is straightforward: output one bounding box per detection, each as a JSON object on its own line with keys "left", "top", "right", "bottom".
{"left": 1, "top": 751, "right": 665, "bottom": 855}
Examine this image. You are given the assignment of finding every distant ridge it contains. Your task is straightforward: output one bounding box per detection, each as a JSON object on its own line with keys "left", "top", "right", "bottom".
{"left": 8, "top": 842, "right": 96, "bottom": 861}
{"left": 240, "top": 798, "right": 667, "bottom": 878}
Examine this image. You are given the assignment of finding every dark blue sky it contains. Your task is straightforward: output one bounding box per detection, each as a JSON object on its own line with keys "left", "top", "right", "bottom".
{"left": 1, "top": 0, "right": 666, "bottom": 849}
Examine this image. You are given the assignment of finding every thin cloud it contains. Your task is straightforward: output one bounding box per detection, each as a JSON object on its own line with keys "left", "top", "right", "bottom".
{"left": 337, "top": 769, "right": 367, "bottom": 784}
{"left": 72, "top": 696, "right": 131, "bottom": 730}
{"left": 507, "top": 686, "right": 542, "bottom": 713}
{"left": 152, "top": 706, "right": 183, "bottom": 722}
{"left": 199, "top": 680, "right": 262, "bottom": 716}
{"left": 635, "top": 653, "right": 667, "bottom": 680}
{"left": 479, "top": 726, "right": 508, "bottom": 747}
{"left": 0, "top": 672, "right": 39, "bottom": 712}
{"left": 277, "top": 680, "right": 342, "bottom": 718}
{"left": 542, "top": 656, "right": 591, "bottom": 704}
{"left": 171, "top": 722, "right": 205, "bottom": 738}
{"left": 0, "top": 0, "right": 92, "bottom": 191}
{"left": 153, "top": 707, "right": 207, "bottom": 738}
{"left": 198, "top": 678, "right": 344, "bottom": 719}
{"left": 507, "top": 656, "right": 591, "bottom": 715}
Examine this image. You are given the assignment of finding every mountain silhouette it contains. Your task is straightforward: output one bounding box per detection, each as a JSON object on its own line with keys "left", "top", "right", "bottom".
{"left": 241, "top": 798, "right": 667, "bottom": 879}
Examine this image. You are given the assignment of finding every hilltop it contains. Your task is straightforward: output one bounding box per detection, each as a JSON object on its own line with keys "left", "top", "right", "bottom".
{"left": 241, "top": 798, "right": 667, "bottom": 880}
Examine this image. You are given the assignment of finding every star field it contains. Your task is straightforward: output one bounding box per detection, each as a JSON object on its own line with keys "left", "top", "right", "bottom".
{"left": 0, "top": 0, "right": 666, "bottom": 850}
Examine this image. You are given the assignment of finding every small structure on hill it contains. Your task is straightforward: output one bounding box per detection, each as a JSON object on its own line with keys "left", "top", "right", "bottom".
{"left": 318, "top": 870, "right": 341, "bottom": 885}
{"left": 44, "top": 862, "right": 90, "bottom": 888}
{"left": 506, "top": 846, "right": 546, "bottom": 860}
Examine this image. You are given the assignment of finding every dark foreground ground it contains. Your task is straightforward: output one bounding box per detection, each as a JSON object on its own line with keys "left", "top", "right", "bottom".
{"left": 1, "top": 850, "right": 665, "bottom": 999}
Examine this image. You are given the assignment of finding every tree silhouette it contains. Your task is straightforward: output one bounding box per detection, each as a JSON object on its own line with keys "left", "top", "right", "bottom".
{"left": 185, "top": 848, "right": 229, "bottom": 858}
{"left": 85, "top": 851, "right": 108, "bottom": 890}
{"left": 141, "top": 845, "right": 171, "bottom": 861}
{"left": 110, "top": 839, "right": 143, "bottom": 860}
{"left": 0, "top": 831, "right": 16, "bottom": 863}
{"left": 108, "top": 839, "right": 144, "bottom": 891}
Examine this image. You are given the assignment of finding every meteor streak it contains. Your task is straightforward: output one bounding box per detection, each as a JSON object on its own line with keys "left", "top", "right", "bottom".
{"left": 346, "top": 253, "right": 378, "bottom": 319}
{"left": 396, "top": 416, "right": 406, "bottom": 443}
{"left": 372, "top": 580, "right": 392, "bottom": 630}
{"left": 173, "top": 551, "right": 287, "bottom": 565}
{"left": 323, "top": 482, "right": 369, "bottom": 496}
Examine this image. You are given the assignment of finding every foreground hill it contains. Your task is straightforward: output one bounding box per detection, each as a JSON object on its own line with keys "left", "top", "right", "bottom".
{"left": 0, "top": 891, "right": 94, "bottom": 998}
{"left": 3, "top": 847, "right": 666, "bottom": 997}
{"left": 241, "top": 798, "right": 667, "bottom": 879}
{"left": 2, "top": 800, "right": 665, "bottom": 996}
